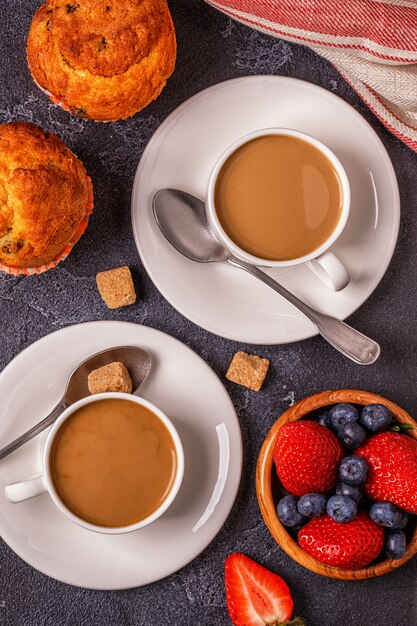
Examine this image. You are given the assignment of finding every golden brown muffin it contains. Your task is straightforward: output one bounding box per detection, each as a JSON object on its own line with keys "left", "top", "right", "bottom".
{"left": 0, "top": 122, "right": 90, "bottom": 270}
{"left": 27, "top": 0, "right": 177, "bottom": 122}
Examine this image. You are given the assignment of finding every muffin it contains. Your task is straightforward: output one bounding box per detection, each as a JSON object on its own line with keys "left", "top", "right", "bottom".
{"left": 26, "top": 0, "right": 177, "bottom": 122}
{"left": 0, "top": 122, "right": 92, "bottom": 273}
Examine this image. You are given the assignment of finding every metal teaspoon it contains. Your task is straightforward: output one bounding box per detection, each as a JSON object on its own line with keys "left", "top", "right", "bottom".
{"left": 0, "top": 345, "right": 152, "bottom": 462}
{"left": 153, "top": 189, "right": 380, "bottom": 366}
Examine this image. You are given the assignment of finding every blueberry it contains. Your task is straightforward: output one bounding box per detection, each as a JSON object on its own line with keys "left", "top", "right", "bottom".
{"left": 369, "top": 502, "right": 405, "bottom": 528}
{"left": 392, "top": 513, "right": 409, "bottom": 530}
{"left": 329, "top": 403, "right": 359, "bottom": 431}
{"left": 335, "top": 482, "right": 362, "bottom": 503}
{"left": 291, "top": 523, "right": 306, "bottom": 535}
{"left": 327, "top": 495, "right": 357, "bottom": 523}
{"left": 385, "top": 530, "right": 406, "bottom": 560}
{"left": 316, "top": 410, "right": 331, "bottom": 428}
{"left": 297, "top": 493, "right": 327, "bottom": 518}
{"left": 277, "top": 495, "right": 306, "bottom": 527}
{"left": 360, "top": 404, "right": 392, "bottom": 433}
{"left": 339, "top": 456, "right": 368, "bottom": 485}
{"left": 338, "top": 422, "right": 367, "bottom": 449}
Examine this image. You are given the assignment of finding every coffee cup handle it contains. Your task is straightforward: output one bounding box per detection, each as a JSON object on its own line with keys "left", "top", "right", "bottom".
{"left": 5, "top": 473, "right": 46, "bottom": 503}
{"left": 306, "top": 251, "right": 350, "bottom": 292}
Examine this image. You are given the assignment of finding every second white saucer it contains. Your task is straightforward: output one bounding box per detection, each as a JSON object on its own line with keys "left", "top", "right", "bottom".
{"left": 132, "top": 76, "right": 400, "bottom": 345}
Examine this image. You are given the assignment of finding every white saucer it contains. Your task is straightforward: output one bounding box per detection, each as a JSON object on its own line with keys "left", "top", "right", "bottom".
{"left": 132, "top": 76, "right": 400, "bottom": 344}
{"left": 0, "top": 322, "right": 242, "bottom": 589}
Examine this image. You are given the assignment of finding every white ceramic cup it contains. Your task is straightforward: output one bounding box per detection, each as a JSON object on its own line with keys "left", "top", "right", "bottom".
{"left": 5, "top": 393, "right": 185, "bottom": 535}
{"left": 207, "top": 128, "right": 351, "bottom": 291}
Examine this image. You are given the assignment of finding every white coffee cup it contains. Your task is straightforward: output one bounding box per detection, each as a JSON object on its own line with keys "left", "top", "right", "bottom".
{"left": 207, "top": 128, "right": 350, "bottom": 291}
{"left": 5, "top": 393, "right": 185, "bottom": 535}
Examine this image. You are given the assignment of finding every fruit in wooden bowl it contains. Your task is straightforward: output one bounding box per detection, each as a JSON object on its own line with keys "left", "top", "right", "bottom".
{"left": 256, "top": 390, "right": 417, "bottom": 580}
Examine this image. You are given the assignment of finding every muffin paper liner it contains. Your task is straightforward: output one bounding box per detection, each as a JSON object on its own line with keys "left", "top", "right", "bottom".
{"left": 33, "top": 81, "right": 73, "bottom": 115}
{"left": 0, "top": 175, "right": 94, "bottom": 276}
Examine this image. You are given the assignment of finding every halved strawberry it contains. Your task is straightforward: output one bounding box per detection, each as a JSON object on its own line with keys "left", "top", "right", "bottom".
{"left": 224, "top": 553, "right": 298, "bottom": 626}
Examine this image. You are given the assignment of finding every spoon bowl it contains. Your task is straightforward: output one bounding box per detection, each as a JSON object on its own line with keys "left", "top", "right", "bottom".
{"left": 65, "top": 346, "right": 152, "bottom": 405}
{"left": 153, "top": 189, "right": 228, "bottom": 263}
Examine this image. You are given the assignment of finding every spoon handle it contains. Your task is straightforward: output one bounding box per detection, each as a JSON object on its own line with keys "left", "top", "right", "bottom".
{"left": 0, "top": 401, "right": 65, "bottom": 462}
{"left": 227, "top": 257, "right": 380, "bottom": 365}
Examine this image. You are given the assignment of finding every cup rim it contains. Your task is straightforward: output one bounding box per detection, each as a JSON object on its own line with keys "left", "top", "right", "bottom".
{"left": 43, "top": 392, "right": 185, "bottom": 535}
{"left": 206, "top": 127, "right": 351, "bottom": 268}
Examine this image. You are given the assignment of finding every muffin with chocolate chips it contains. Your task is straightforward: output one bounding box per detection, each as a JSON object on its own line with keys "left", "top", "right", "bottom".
{"left": 0, "top": 122, "right": 93, "bottom": 274}
{"left": 26, "top": 0, "right": 176, "bottom": 121}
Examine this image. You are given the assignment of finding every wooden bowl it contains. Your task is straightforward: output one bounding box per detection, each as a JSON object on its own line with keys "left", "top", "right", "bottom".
{"left": 256, "top": 389, "right": 417, "bottom": 580}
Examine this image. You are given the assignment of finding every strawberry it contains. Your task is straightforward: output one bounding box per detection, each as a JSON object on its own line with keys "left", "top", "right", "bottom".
{"left": 356, "top": 431, "right": 417, "bottom": 514}
{"left": 225, "top": 553, "right": 301, "bottom": 626}
{"left": 298, "top": 511, "right": 384, "bottom": 569}
{"left": 273, "top": 421, "right": 344, "bottom": 496}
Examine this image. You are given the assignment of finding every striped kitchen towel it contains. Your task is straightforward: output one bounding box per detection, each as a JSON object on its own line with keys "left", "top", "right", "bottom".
{"left": 205, "top": 0, "right": 417, "bottom": 152}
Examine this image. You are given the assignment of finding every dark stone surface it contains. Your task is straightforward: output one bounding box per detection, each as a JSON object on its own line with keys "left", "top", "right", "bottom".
{"left": 1, "top": 1, "right": 417, "bottom": 625}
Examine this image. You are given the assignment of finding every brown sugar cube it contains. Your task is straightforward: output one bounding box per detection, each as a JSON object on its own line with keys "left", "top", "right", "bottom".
{"left": 96, "top": 266, "right": 136, "bottom": 309}
{"left": 88, "top": 362, "right": 133, "bottom": 395}
{"left": 226, "top": 351, "right": 270, "bottom": 392}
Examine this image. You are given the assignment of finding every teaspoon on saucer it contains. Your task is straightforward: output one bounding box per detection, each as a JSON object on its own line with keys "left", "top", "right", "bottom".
{"left": 153, "top": 188, "right": 380, "bottom": 366}
{"left": 0, "top": 345, "right": 152, "bottom": 462}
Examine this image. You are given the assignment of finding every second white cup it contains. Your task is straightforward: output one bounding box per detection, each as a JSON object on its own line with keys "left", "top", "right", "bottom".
{"left": 206, "top": 128, "right": 350, "bottom": 291}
